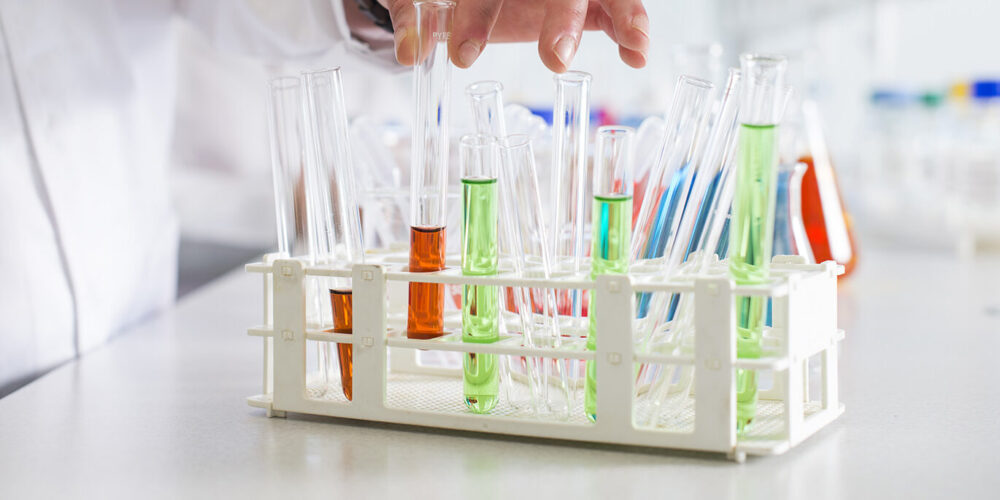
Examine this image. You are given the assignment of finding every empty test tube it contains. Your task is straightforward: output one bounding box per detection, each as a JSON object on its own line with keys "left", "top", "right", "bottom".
{"left": 630, "top": 76, "right": 713, "bottom": 332}
{"left": 638, "top": 69, "right": 743, "bottom": 426}
{"left": 268, "top": 75, "right": 328, "bottom": 382}
{"left": 497, "top": 135, "right": 570, "bottom": 417}
{"left": 551, "top": 71, "right": 592, "bottom": 319}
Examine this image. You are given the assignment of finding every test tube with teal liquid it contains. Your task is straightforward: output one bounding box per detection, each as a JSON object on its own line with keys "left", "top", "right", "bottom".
{"left": 730, "top": 53, "right": 787, "bottom": 432}
{"left": 460, "top": 134, "right": 500, "bottom": 413}
{"left": 586, "top": 126, "right": 634, "bottom": 422}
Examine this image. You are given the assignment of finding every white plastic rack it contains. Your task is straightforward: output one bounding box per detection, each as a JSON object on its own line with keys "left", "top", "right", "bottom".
{"left": 245, "top": 250, "right": 844, "bottom": 462}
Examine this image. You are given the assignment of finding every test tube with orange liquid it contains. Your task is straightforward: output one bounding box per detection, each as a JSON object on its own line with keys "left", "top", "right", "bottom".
{"left": 303, "top": 67, "right": 365, "bottom": 400}
{"left": 407, "top": 1, "right": 454, "bottom": 339}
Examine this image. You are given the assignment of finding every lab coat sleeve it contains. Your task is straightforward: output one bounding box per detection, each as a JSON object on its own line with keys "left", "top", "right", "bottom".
{"left": 175, "top": 0, "right": 349, "bottom": 61}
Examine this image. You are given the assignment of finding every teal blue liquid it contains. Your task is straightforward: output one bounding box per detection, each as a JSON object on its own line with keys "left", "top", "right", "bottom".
{"left": 636, "top": 163, "right": 692, "bottom": 319}
{"left": 586, "top": 194, "right": 632, "bottom": 422}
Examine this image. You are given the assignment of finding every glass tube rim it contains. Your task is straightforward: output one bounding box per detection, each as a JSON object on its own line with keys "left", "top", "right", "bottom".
{"left": 497, "top": 133, "right": 530, "bottom": 150}
{"left": 676, "top": 74, "right": 714, "bottom": 90}
{"left": 739, "top": 52, "right": 788, "bottom": 69}
{"left": 269, "top": 76, "right": 301, "bottom": 90}
{"left": 596, "top": 124, "right": 636, "bottom": 137}
{"left": 460, "top": 133, "right": 494, "bottom": 149}
{"left": 554, "top": 70, "right": 592, "bottom": 84}
{"left": 415, "top": 0, "right": 456, "bottom": 7}
{"left": 466, "top": 80, "right": 503, "bottom": 98}
{"left": 301, "top": 66, "right": 344, "bottom": 78}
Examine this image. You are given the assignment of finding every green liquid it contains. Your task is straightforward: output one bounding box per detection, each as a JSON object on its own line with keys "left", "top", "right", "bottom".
{"left": 586, "top": 194, "right": 633, "bottom": 422}
{"left": 730, "top": 123, "right": 779, "bottom": 432}
{"left": 461, "top": 177, "right": 499, "bottom": 413}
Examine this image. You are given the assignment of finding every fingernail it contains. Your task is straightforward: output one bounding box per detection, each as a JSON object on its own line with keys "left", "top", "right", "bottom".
{"left": 631, "top": 14, "right": 650, "bottom": 39}
{"left": 457, "top": 40, "right": 482, "bottom": 67}
{"left": 554, "top": 36, "right": 576, "bottom": 67}
{"left": 395, "top": 28, "right": 416, "bottom": 64}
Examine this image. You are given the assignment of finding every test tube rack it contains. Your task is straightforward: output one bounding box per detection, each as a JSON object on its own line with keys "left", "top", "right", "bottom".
{"left": 244, "top": 250, "right": 843, "bottom": 463}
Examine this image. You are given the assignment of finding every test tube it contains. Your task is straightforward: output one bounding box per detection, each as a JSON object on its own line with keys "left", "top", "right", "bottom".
{"left": 586, "top": 126, "right": 634, "bottom": 422}
{"left": 699, "top": 86, "right": 792, "bottom": 261}
{"left": 466, "top": 82, "right": 518, "bottom": 316}
{"left": 350, "top": 115, "right": 407, "bottom": 247}
{"left": 268, "top": 76, "right": 313, "bottom": 260}
{"left": 631, "top": 76, "right": 714, "bottom": 321}
{"left": 730, "top": 53, "right": 787, "bottom": 433}
{"left": 467, "top": 81, "right": 507, "bottom": 137}
{"left": 636, "top": 69, "right": 743, "bottom": 426}
{"left": 460, "top": 134, "right": 500, "bottom": 413}
{"left": 303, "top": 67, "right": 365, "bottom": 401}
{"left": 408, "top": 0, "right": 454, "bottom": 339}
{"left": 682, "top": 70, "right": 743, "bottom": 263}
{"left": 497, "top": 135, "right": 570, "bottom": 417}
{"left": 550, "top": 71, "right": 592, "bottom": 318}
{"left": 631, "top": 116, "right": 667, "bottom": 221}
{"left": 268, "top": 76, "right": 327, "bottom": 382}
{"left": 467, "top": 83, "right": 561, "bottom": 412}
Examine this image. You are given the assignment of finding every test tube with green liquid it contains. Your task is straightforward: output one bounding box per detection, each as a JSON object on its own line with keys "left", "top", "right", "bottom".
{"left": 586, "top": 126, "right": 635, "bottom": 422}
{"left": 730, "top": 53, "right": 787, "bottom": 432}
{"left": 460, "top": 134, "right": 500, "bottom": 413}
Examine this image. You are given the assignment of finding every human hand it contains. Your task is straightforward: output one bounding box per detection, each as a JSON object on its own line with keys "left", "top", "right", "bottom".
{"left": 378, "top": 0, "right": 649, "bottom": 73}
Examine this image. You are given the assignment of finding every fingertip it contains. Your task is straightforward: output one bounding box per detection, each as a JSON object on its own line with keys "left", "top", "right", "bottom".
{"left": 452, "top": 39, "right": 484, "bottom": 69}
{"left": 394, "top": 28, "right": 416, "bottom": 66}
{"left": 617, "top": 14, "right": 650, "bottom": 52}
{"left": 539, "top": 38, "right": 574, "bottom": 73}
{"left": 620, "top": 45, "right": 646, "bottom": 68}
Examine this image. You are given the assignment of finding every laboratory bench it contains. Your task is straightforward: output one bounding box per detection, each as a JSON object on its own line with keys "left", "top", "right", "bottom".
{"left": 1, "top": 241, "right": 998, "bottom": 499}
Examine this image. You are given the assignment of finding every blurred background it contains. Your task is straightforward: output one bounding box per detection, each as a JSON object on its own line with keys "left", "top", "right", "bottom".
{"left": 171, "top": 0, "right": 1000, "bottom": 295}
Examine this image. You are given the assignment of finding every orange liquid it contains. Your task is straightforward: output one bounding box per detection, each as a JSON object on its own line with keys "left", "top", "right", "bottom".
{"left": 330, "top": 289, "right": 354, "bottom": 400}
{"left": 798, "top": 155, "right": 858, "bottom": 277}
{"left": 407, "top": 226, "right": 446, "bottom": 339}
{"left": 504, "top": 286, "right": 520, "bottom": 314}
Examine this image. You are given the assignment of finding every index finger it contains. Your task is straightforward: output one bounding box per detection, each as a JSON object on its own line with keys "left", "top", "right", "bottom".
{"left": 598, "top": 0, "right": 649, "bottom": 53}
{"left": 383, "top": 0, "right": 418, "bottom": 65}
{"left": 537, "top": 0, "right": 590, "bottom": 73}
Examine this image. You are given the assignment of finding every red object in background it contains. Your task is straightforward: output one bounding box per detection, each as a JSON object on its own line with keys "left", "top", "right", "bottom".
{"left": 798, "top": 155, "right": 858, "bottom": 277}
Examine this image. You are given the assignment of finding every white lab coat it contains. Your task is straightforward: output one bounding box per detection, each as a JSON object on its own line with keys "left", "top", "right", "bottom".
{"left": 0, "top": 0, "right": 369, "bottom": 391}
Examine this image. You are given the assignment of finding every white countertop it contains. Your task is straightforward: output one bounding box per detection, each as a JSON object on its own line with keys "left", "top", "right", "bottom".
{"left": 2, "top": 243, "right": 999, "bottom": 499}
